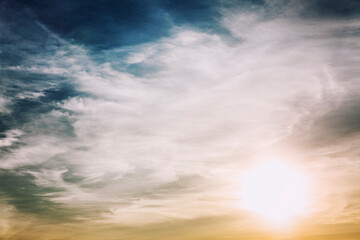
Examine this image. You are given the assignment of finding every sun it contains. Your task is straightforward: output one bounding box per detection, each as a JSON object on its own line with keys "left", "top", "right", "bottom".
{"left": 241, "top": 160, "right": 309, "bottom": 226}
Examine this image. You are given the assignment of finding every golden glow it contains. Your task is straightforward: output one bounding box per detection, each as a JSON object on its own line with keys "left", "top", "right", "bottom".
{"left": 241, "top": 160, "right": 309, "bottom": 226}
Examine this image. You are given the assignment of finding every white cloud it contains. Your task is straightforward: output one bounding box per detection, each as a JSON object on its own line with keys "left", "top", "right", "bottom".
{"left": 0, "top": 129, "right": 23, "bottom": 147}
{"left": 0, "top": 135, "right": 67, "bottom": 169}
{"left": 0, "top": 97, "right": 10, "bottom": 114}
{"left": 6, "top": 13, "right": 359, "bottom": 226}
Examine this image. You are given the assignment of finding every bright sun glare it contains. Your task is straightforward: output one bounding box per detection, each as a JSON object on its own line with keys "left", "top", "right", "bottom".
{"left": 241, "top": 160, "right": 309, "bottom": 226}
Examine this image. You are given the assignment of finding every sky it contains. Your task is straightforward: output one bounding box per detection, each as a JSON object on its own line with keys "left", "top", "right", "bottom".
{"left": 0, "top": 0, "right": 360, "bottom": 239}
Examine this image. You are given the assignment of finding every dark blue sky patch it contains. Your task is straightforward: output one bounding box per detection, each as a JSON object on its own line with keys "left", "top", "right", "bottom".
{"left": 0, "top": 1, "right": 60, "bottom": 67}
{"left": 4, "top": 89, "right": 78, "bottom": 132}
{"left": 9, "top": 0, "right": 172, "bottom": 50}
{"left": 6, "top": 0, "right": 268, "bottom": 50}
{"left": 159, "top": 0, "right": 222, "bottom": 28}
{"left": 4, "top": 0, "right": 360, "bottom": 53}
{"left": 301, "top": 0, "right": 360, "bottom": 18}
{"left": 40, "top": 82, "right": 84, "bottom": 102}
{"left": 0, "top": 2, "right": 84, "bottom": 144}
{"left": 0, "top": 70, "right": 82, "bottom": 140}
{"left": 0, "top": 71, "right": 65, "bottom": 98}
